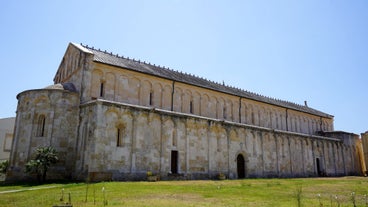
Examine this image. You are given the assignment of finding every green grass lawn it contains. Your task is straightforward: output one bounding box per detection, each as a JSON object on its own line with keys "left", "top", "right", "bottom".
{"left": 0, "top": 177, "right": 367, "bottom": 207}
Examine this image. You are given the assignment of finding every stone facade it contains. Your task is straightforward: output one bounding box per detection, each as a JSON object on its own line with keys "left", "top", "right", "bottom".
{"left": 0, "top": 117, "right": 15, "bottom": 161}
{"left": 75, "top": 100, "right": 359, "bottom": 181}
{"left": 6, "top": 43, "right": 363, "bottom": 181}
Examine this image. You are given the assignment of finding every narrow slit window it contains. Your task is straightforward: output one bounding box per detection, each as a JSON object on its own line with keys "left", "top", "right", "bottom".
{"left": 149, "top": 91, "right": 153, "bottom": 106}
{"left": 117, "top": 127, "right": 122, "bottom": 147}
{"left": 172, "top": 130, "right": 177, "bottom": 146}
{"left": 37, "top": 115, "right": 46, "bottom": 137}
{"left": 100, "top": 82, "right": 104, "bottom": 97}
{"left": 189, "top": 100, "right": 193, "bottom": 114}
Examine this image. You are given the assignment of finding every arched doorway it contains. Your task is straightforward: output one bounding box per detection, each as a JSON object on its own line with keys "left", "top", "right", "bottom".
{"left": 237, "top": 154, "right": 245, "bottom": 179}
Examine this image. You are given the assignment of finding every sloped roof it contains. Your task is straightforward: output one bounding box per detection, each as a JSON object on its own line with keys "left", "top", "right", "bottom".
{"left": 77, "top": 43, "right": 333, "bottom": 118}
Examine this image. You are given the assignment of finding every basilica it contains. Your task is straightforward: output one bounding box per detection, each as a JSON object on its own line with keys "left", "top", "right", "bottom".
{"left": 6, "top": 43, "right": 364, "bottom": 181}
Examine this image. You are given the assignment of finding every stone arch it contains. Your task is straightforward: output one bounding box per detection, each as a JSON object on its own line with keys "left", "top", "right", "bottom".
{"left": 162, "top": 84, "right": 172, "bottom": 110}
{"left": 276, "top": 110, "right": 282, "bottom": 129}
{"left": 226, "top": 99, "right": 234, "bottom": 121}
{"left": 236, "top": 153, "right": 246, "bottom": 179}
{"left": 105, "top": 72, "right": 116, "bottom": 100}
{"left": 301, "top": 117, "right": 306, "bottom": 134}
{"left": 201, "top": 93, "right": 210, "bottom": 117}
{"left": 34, "top": 95, "right": 50, "bottom": 108}
{"left": 300, "top": 116, "right": 305, "bottom": 133}
{"left": 276, "top": 110, "right": 286, "bottom": 130}
{"left": 153, "top": 82, "right": 163, "bottom": 108}
{"left": 233, "top": 99, "right": 240, "bottom": 123}
{"left": 91, "top": 69, "right": 103, "bottom": 98}
{"left": 309, "top": 118, "right": 316, "bottom": 134}
{"left": 192, "top": 91, "right": 200, "bottom": 115}
{"left": 121, "top": 112, "right": 133, "bottom": 146}
{"left": 294, "top": 116, "right": 299, "bottom": 133}
{"left": 298, "top": 116, "right": 303, "bottom": 133}
{"left": 218, "top": 97, "right": 225, "bottom": 119}
{"left": 173, "top": 87, "right": 183, "bottom": 112}
{"left": 264, "top": 107, "right": 270, "bottom": 127}
{"left": 263, "top": 108, "right": 270, "bottom": 128}
{"left": 229, "top": 128, "right": 239, "bottom": 142}
{"left": 149, "top": 115, "right": 162, "bottom": 147}
{"left": 129, "top": 77, "right": 141, "bottom": 105}
{"left": 303, "top": 118, "right": 308, "bottom": 133}
{"left": 115, "top": 122, "right": 126, "bottom": 147}
{"left": 210, "top": 96, "right": 218, "bottom": 119}
{"left": 255, "top": 106, "right": 262, "bottom": 126}
{"left": 311, "top": 120, "right": 316, "bottom": 134}
{"left": 105, "top": 108, "right": 119, "bottom": 119}
{"left": 105, "top": 110, "right": 119, "bottom": 146}
{"left": 290, "top": 116, "right": 295, "bottom": 132}
{"left": 295, "top": 116, "right": 300, "bottom": 133}
{"left": 305, "top": 118, "right": 310, "bottom": 134}
{"left": 18, "top": 96, "right": 31, "bottom": 111}
{"left": 240, "top": 102, "right": 247, "bottom": 124}
{"left": 35, "top": 114, "right": 46, "bottom": 137}
{"left": 256, "top": 106, "right": 262, "bottom": 126}
{"left": 278, "top": 113, "right": 284, "bottom": 130}
{"left": 115, "top": 121, "right": 126, "bottom": 130}
{"left": 117, "top": 75, "right": 129, "bottom": 102}
{"left": 163, "top": 118, "right": 175, "bottom": 146}
{"left": 141, "top": 80, "right": 153, "bottom": 106}
{"left": 183, "top": 89, "right": 192, "bottom": 113}
{"left": 269, "top": 109, "right": 275, "bottom": 129}
{"left": 248, "top": 104, "right": 254, "bottom": 125}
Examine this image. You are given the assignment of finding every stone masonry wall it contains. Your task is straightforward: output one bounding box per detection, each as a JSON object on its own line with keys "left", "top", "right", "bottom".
{"left": 83, "top": 63, "right": 333, "bottom": 136}
{"left": 76, "top": 100, "right": 356, "bottom": 181}
{"left": 7, "top": 89, "right": 80, "bottom": 181}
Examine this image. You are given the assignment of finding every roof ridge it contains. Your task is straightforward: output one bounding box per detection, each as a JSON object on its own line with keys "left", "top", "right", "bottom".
{"left": 81, "top": 43, "right": 225, "bottom": 83}
{"left": 81, "top": 43, "right": 183, "bottom": 74}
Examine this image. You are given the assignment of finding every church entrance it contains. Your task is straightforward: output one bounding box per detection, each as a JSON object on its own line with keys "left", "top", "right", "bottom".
{"left": 237, "top": 154, "right": 245, "bottom": 179}
{"left": 316, "top": 158, "right": 322, "bottom": 176}
{"left": 171, "top": 150, "right": 178, "bottom": 174}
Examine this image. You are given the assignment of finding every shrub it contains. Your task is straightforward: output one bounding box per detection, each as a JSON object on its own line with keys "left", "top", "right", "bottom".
{"left": 0, "top": 160, "right": 9, "bottom": 174}
{"left": 25, "top": 146, "right": 58, "bottom": 183}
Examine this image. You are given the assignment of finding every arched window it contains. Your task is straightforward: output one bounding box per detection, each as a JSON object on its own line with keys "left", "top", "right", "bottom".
{"left": 189, "top": 100, "right": 193, "bottom": 114}
{"left": 100, "top": 81, "right": 105, "bottom": 97}
{"left": 223, "top": 107, "right": 227, "bottom": 119}
{"left": 172, "top": 129, "right": 177, "bottom": 147}
{"left": 116, "top": 126, "right": 125, "bottom": 147}
{"left": 149, "top": 91, "right": 154, "bottom": 106}
{"left": 36, "top": 115, "right": 46, "bottom": 137}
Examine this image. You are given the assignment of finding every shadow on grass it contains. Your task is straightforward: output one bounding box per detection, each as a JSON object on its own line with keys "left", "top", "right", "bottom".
{"left": 0, "top": 179, "right": 74, "bottom": 188}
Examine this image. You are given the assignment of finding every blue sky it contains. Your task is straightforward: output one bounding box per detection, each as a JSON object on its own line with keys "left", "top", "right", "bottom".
{"left": 1, "top": 0, "right": 367, "bottom": 134}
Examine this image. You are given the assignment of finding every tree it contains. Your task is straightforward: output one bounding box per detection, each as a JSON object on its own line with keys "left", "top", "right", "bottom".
{"left": 25, "top": 146, "right": 58, "bottom": 183}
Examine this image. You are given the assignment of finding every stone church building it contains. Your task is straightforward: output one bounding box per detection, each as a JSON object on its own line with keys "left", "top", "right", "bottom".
{"left": 7, "top": 43, "right": 363, "bottom": 181}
